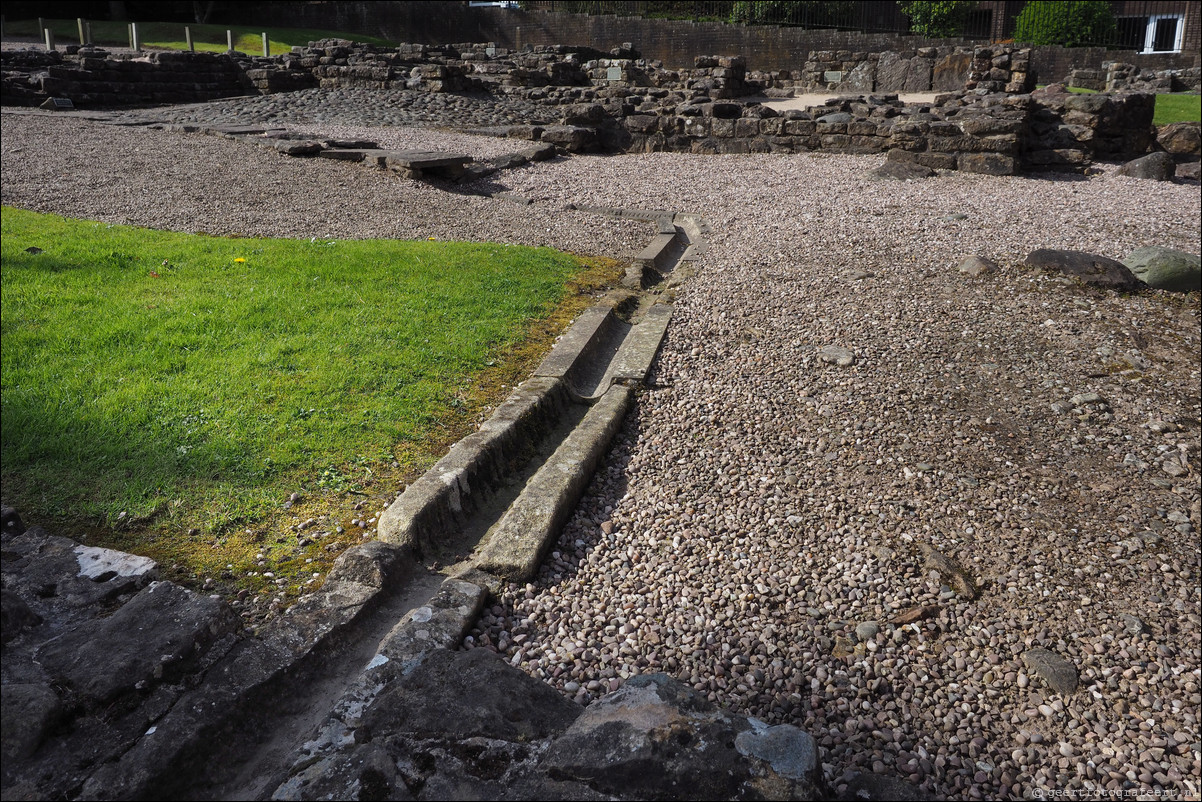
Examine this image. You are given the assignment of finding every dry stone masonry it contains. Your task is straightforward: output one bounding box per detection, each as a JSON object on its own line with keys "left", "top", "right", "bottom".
{"left": 3, "top": 37, "right": 1178, "bottom": 178}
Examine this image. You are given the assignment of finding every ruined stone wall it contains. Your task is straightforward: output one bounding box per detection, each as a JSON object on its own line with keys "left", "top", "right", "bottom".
{"left": 1068, "top": 62, "right": 1202, "bottom": 94}
{"left": 224, "top": 1, "right": 1202, "bottom": 79}
{"left": 1, "top": 48, "right": 256, "bottom": 107}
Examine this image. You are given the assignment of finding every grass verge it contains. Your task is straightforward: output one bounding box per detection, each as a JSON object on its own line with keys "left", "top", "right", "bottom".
{"left": 3, "top": 18, "right": 393, "bottom": 55}
{"left": 1153, "top": 93, "right": 1202, "bottom": 126}
{"left": 1, "top": 207, "right": 622, "bottom": 613}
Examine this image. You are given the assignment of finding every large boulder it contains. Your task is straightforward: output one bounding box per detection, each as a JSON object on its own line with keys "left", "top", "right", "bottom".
{"left": 1023, "top": 249, "right": 1145, "bottom": 290}
{"left": 1112, "top": 151, "right": 1175, "bottom": 180}
{"left": 1122, "top": 246, "right": 1202, "bottom": 292}
{"left": 1156, "top": 121, "right": 1201, "bottom": 160}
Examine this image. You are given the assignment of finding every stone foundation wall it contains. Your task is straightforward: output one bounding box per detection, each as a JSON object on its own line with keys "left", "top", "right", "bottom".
{"left": 0, "top": 48, "right": 254, "bottom": 107}
{"left": 1, "top": 39, "right": 1158, "bottom": 177}
{"left": 1068, "top": 62, "right": 1202, "bottom": 94}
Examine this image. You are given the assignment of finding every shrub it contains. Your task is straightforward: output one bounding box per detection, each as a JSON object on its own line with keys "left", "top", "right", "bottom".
{"left": 1013, "top": 1, "right": 1117, "bottom": 47}
{"left": 898, "top": 1, "right": 975, "bottom": 38}
{"left": 730, "top": 1, "right": 855, "bottom": 27}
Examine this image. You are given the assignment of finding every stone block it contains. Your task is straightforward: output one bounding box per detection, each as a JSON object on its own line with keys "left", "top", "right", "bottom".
{"left": 957, "top": 152, "right": 1017, "bottom": 175}
{"left": 711, "top": 118, "right": 736, "bottom": 138}
{"left": 758, "top": 117, "right": 784, "bottom": 135}
{"left": 815, "top": 121, "right": 847, "bottom": 135}
{"left": 933, "top": 52, "right": 972, "bottom": 91}
{"left": 916, "top": 151, "right": 958, "bottom": 170}
{"left": 734, "top": 118, "right": 759, "bottom": 137}
{"left": 624, "top": 114, "right": 659, "bottom": 133}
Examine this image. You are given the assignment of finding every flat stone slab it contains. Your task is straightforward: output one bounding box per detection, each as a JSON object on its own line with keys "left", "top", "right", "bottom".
{"left": 73, "top": 545, "right": 157, "bottom": 582}
{"left": 35, "top": 580, "right": 239, "bottom": 704}
{"left": 1023, "top": 248, "right": 1144, "bottom": 291}
{"left": 383, "top": 150, "right": 472, "bottom": 169}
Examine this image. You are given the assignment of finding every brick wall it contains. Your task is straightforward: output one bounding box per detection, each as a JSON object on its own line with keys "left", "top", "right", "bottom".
{"left": 228, "top": 2, "right": 1202, "bottom": 78}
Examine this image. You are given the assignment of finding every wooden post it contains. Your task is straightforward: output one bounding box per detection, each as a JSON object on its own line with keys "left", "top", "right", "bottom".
{"left": 185, "top": 26, "right": 193, "bottom": 51}
{"left": 37, "top": 17, "right": 44, "bottom": 37}
{"left": 128, "top": 22, "right": 133, "bottom": 48}
{"left": 131, "top": 21, "right": 140, "bottom": 51}
{"left": 261, "top": 31, "right": 269, "bottom": 57}
{"left": 44, "top": 27, "right": 54, "bottom": 51}
{"left": 85, "top": 21, "right": 92, "bottom": 45}
{"left": 77, "top": 18, "right": 85, "bottom": 45}
{"left": 226, "top": 29, "right": 234, "bottom": 52}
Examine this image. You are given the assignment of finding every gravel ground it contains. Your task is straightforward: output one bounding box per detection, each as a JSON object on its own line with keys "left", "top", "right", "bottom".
{"left": 0, "top": 109, "right": 643, "bottom": 250}
{"left": 465, "top": 155, "right": 1202, "bottom": 799}
{"left": 3, "top": 100, "right": 1200, "bottom": 801}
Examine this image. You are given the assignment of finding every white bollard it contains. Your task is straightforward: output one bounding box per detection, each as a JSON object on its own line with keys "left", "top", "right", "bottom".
{"left": 226, "top": 29, "right": 233, "bottom": 52}
{"left": 131, "top": 21, "right": 140, "bottom": 51}
{"left": 262, "top": 31, "right": 269, "bottom": 57}
{"left": 185, "top": 26, "right": 193, "bottom": 51}
{"left": 77, "top": 18, "right": 85, "bottom": 45}
{"left": 44, "top": 27, "right": 54, "bottom": 51}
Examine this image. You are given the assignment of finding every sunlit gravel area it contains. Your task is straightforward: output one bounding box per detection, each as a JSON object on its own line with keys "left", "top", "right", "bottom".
{"left": 0, "top": 110, "right": 644, "bottom": 253}
{"left": 2, "top": 104, "right": 1199, "bottom": 801}
{"left": 467, "top": 153, "right": 1202, "bottom": 800}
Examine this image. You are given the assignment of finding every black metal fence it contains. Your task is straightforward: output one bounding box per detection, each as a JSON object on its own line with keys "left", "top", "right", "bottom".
{"left": 516, "top": 1, "right": 1197, "bottom": 51}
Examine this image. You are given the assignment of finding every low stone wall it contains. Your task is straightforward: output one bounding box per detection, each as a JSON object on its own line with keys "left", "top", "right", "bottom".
{"left": 1025, "top": 87, "right": 1156, "bottom": 170}
{"left": 1068, "top": 62, "right": 1202, "bottom": 94}
{"left": 0, "top": 47, "right": 254, "bottom": 107}
{"left": 509, "top": 82, "right": 1153, "bottom": 176}
{"left": 1, "top": 39, "right": 1160, "bottom": 177}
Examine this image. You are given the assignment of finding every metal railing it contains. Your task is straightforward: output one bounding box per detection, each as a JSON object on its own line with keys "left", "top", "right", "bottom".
{"left": 515, "top": 1, "right": 1196, "bottom": 51}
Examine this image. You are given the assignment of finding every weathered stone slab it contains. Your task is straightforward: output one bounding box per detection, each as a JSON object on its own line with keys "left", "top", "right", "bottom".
{"left": 274, "top": 139, "right": 323, "bottom": 156}
{"left": 73, "top": 545, "right": 157, "bottom": 582}
{"left": 869, "top": 159, "right": 936, "bottom": 180}
{"left": 0, "top": 684, "right": 62, "bottom": 761}
{"left": 383, "top": 149, "right": 472, "bottom": 179}
{"left": 1, "top": 589, "right": 42, "bottom": 644}
{"left": 542, "top": 673, "right": 819, "bottom": 800}
{"left": 933, "top": 52, "right": 973, "bottom": 91}
{"left": 1023, "top": 248, "right": 1144, "bottom": 291}
{"left": 877, "top": 52, "right": 933, "bottom": 92}
{"left": 957, "top": 152, "right": 1017, "bottom": 175}
{"left": 35, "top": 581, "right": 239, "bottom": 704}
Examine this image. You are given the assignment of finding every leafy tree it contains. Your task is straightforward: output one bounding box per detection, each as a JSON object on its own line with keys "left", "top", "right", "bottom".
{"left": 1012, "top": 0, "right": 1118, "bottom": 47}
{"left": 898, "top": 1, "right": 974, "bottom": 38}
{"left": 730, "top": 1, "right": 855, "bottom": 27}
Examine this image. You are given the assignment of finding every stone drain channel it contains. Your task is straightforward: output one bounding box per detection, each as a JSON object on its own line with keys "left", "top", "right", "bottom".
{"left": 3, "top": 136, "right": 723, "bottom": 798}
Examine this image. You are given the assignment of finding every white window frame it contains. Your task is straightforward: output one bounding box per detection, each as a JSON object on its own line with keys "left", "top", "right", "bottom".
{"left": 1143, "top": 14, "right": 1184, "bottom": 53}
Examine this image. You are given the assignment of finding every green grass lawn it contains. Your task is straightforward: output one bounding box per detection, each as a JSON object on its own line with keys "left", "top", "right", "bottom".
{"left": 1153, "top": 93, "right": 1202, "bottom": 126}
{"left": 3, "top": 17, "right": 393, "bottom": 55}
{"left": 1, "top": 207, "right": 618, "bottom": 595}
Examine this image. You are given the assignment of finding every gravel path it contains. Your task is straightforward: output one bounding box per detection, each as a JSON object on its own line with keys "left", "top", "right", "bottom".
{"left": 3, "top": 100, "right": 1200, "bottom": 801}
{"left": 0, "top": 110, "right": 643, "bottom": 251}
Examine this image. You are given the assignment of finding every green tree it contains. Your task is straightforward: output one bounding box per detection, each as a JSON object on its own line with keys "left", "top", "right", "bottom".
{"left": 730, "top": 1, "right": 855, "bottom": 27}
{"left": 898, "top": 1, "right": 975, "bottom": 38}
{"left": 1012, "top": 0, "right": 1118, "bottom": 47}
